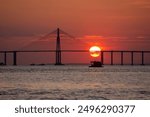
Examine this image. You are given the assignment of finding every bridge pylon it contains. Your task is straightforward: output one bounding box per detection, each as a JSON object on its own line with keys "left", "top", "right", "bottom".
{"left": 55, "top": 28, "right": 63, "bottom": 65}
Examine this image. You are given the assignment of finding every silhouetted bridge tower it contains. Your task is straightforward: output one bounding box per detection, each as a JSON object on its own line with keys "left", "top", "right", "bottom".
{"left": 55, "top": 28, "right": 62, "bottom": 65}
{"left": 54, "top": 28, "right": 74, "bottom": 65}
{"left": 0, "top": 28, "right": 75, "bottom": 65}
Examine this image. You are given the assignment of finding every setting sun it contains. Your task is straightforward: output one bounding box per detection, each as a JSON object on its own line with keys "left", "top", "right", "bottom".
{"left": 89, "top": 46, "right": 101, "bottom": 57}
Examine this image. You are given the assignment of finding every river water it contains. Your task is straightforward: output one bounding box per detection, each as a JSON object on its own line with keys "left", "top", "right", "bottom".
{"left": 0, "top": 65, "right": 150, "bottom": 100}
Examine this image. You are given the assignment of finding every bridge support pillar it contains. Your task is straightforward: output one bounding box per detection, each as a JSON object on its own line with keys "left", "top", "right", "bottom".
{"left": 142, "top": 51, "right": 144, "bottom": 65}
{"left": 131, "top": 52, "right": 134, "bottom": 65}
{"left": 101, "top": 51, "right": 104, "bottom": 65}
{"left": 111, "top": 51, "right": 113, "bottom": 65}
{"left": 121, "top": 51, "right": 123, "bottom": 65}
{"left": 13, "top": 51, "right": 17, "bottom": 66}
{"left": 4, "top": 52, "right": 7, "bottom": 65}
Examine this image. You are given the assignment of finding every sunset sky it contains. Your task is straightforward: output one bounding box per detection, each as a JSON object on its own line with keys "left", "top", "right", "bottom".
{"left": 0, "top": 0, "right": 150, "bottom": 51}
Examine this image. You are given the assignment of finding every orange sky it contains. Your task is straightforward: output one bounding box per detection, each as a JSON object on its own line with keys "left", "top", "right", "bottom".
{"left": 0, "top": 0, "right": 150, "bottom": 51}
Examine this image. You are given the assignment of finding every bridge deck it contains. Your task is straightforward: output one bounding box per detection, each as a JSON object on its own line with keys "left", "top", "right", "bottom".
{"left": 0, "top": 50, "right": 150, "bottom": 65}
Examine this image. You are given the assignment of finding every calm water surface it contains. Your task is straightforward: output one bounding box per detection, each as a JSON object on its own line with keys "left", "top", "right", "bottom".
{"left": 0, "top": 65, "right": 150, "bottom": 100}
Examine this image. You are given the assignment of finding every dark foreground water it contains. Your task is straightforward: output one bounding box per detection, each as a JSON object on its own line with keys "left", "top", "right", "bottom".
{"left": 0, "top": 65, "right": 150, "bottom": 100}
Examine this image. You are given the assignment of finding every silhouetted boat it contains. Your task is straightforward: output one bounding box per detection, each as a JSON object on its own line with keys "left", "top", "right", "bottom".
{"left": 89, "top": 61, "right": 103, "bottom": 67}
{"left": 0, "top": 62, "right": 5, "bottom": 66}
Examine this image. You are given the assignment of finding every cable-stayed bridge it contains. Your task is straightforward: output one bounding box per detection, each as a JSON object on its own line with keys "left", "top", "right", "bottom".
{"left": 0, "top": 28, "right": 150, "bottom": 66}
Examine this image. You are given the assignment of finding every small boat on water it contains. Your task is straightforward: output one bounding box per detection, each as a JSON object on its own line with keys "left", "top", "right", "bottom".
{"left": 89, "top": 61, "right": 103, "bottom": 67}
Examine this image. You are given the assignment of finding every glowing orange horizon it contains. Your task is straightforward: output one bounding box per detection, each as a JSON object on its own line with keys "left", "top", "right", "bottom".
{"left": 89, "top": 46, "right": 101, "bottom": 57}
